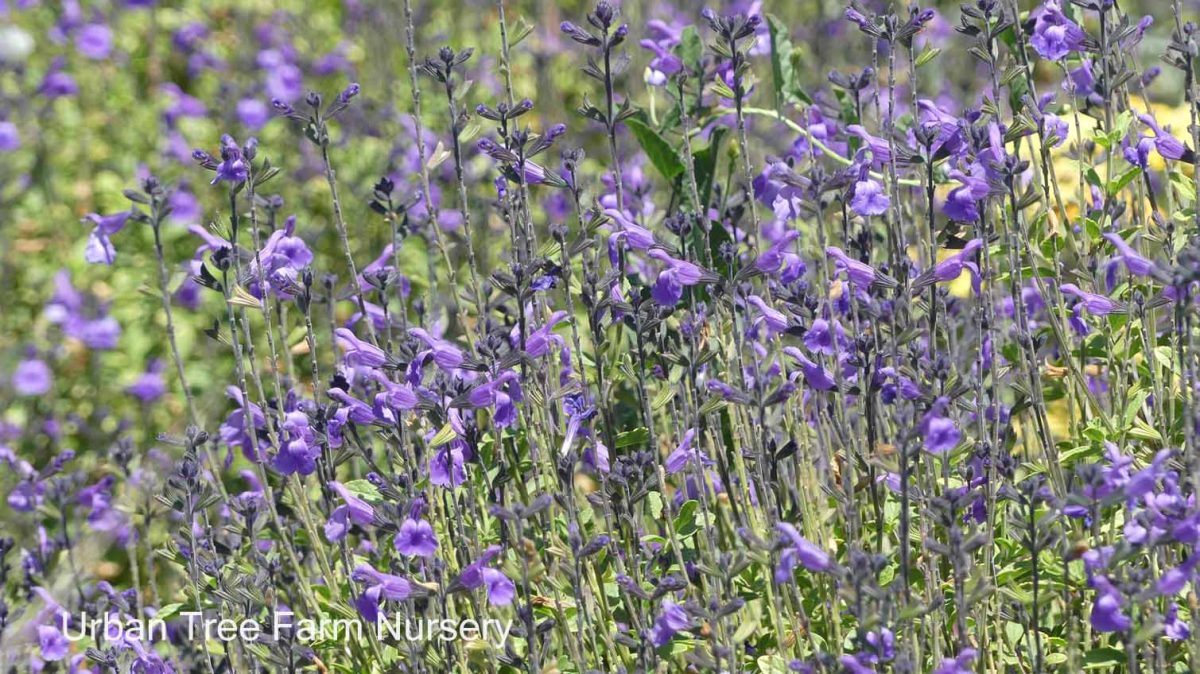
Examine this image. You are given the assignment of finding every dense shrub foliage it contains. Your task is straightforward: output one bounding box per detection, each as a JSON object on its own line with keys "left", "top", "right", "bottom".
{"left": 1, "top": 0, "right": 1200, "bottom": 671}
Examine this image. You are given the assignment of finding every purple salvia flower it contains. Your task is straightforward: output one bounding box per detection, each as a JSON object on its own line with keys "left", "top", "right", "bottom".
{"left": 82, "top": 211, "right": 131, "bottom": 265}
{"left": 912, "top": 239, "right": 983, "bottom": 293}
{"left": 352, "top": 563, "right": 415, "bottom": 622}
{"left": 1102, "top": 232, "right": 1159, "bottom": 278}
{"left": 1030, "top": 1, "right": 1086, "bottom": 60}
{"left": 754, "top": 230, "right": 800, "bottom": 275}
{"left": 932, "top": 649, "right": 978, "bottom": 674}
{"left": 395, "top": 518, "right": 438, "bottom": 557}
{"left": 325, "top": 481, "right": 376, "bottom": 542}
{"left": 430, "top": 442, "right": 467, "bottom": 488}
{"left": 649, "top": 600, "right": 690, "bottom": 647}
{"left": 38, "top": 624, "right": 69, "bottom": 661}
{"left": 665, "top": 429, "right": 712, "bottom": 474}
{"left": 825, "top": 246, "right": 897, "bottom": 289}
{"left": 649, "top": 248, "right": 715, "bottom": 307}
{"left": 522, "top": 310, "right": 569, "bottom": 358}
{"left": 803, "top": 318, "right": 844, "bottom": 356}
{"left": 747, "top": 295, "right": 789, "bottom": 335}
{"left": 850, "top": 178, "right": 889, "bottom": 217}
{"left": 783, "top": 347, "right": 836, "bottom": 392}
{"left": 774, "top": 522, "right": 832, "bottom": 581}
{"left": 845, "top": 125, "right": 891, "bottom": 166}
{"left": 455, "top": 545, "right": 515, "bottom": 606}
{"left": 409, "top": 328, "right": 464, "bottom": 372}
{"left": 923, "top": 414, "right": 960, "bottom": 454}
{"left": 334, "top": 328, "right": 386, "bottom": 368}
{"left": 1060, "top": 283, "right": 1123, "bottom": 316}
{"left": 1138, "top": 113, "right": 1192, "bottom": 162}
{"left": 1089, "top": 576, "right": 1131, "bottom": 633}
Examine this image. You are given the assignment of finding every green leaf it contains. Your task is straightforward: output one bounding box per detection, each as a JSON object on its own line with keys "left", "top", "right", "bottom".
{"left": 692, "top": 127, "right": 728, "bottom": 211}
{"left": 156, "top": 603, "right": 185, "bottom": 621}
{"left": 626, "top": 117, "right": 684, "bottom": 182}
{"left": 615, "top": 427, "right": 650, "bottom": 448}
{"left": 342, "top": 479, "right": 382, "bottom": 502}
{"left": 709, "top": 78, "right": 736, "bottom": 100}
{"left": 766, "top": 15, "right": 793, "bottom": 110}
{"left": 677, "top": 26, "right": 702, "bottom": 70}
{"left": 430, "top": 423, "right": 458, "bottom": 447}
{"left": 766, "top": 15, "right": 811, "bottom": 107}
{"left": 673, "top": 499, "right": 699, "bottom": 538}
{"left": 915, "top": 46, "right": 942, "bottom": 68}
{"left": 1083, "top": 648, "right": 1126, "bottom": 669}
{"left": 1108, "top": 166, "right": 1142, "bottom": 196}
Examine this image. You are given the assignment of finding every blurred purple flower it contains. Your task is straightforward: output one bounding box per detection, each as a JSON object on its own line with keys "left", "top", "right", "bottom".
{"left": 126, "top": 359, "right": 166, "bottom": 402}
{"left": 75, "top": 23, "right": 113, "bottom": 60}
{"left": 12, "top": 358, "right": 51, "bottom": 396}
{"left": 0, "top": 121, "right": 19, "bottom": 152}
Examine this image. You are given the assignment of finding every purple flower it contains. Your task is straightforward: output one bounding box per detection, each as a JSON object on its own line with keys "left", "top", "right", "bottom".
{"left": 395, "top": 518, "right": 438, "bottom": 557}
{"left": 272, "top": 410, "right": 319, "bottom": 475}
{"left": 913, "top": 239, "right": 983, "bottom": 293}
{"left": 455, "top": 545, "right": 515, "bottom": 606}
{"left": 237, "top": 98, "right": 270, "bottom": 129}
{"left": 932, "top": 649, "right": 978, "bottom": 674}
{"left": 482, "top": 567, "right": 516, "bottom": 605}
{"left": 409, "top": 328, "right": 464, "bottom": 372}
{"left": 665, "top": 429, "right": 711, "bottom": 474}
{"left": 75, "top": 23, "right": 113, "bottom": 60}
{"left": 1090, "top": 577, "right": 1131, "bottom": 633}
{"left": 639, "top": 20, "right": 683, "bottom": 86}
{"left": 604, "top": 209, "right": 657, "bottom": 251}
{"left": 126, "top": 359, "right": 166, "bottom": 402}
{"left": 850, "top": 179, "right": 889, "bottom": 217}
{"left": 650, "top": 600, "right": 690, "bottom": 647}
{"left": 1103, "top": 232, "right": 1159, "bottom": 278}
{"left": 0, "top": 121, "right": 19, "bottom": 152}
{"left": 522, "top": 310, "right": 569, "bottom": 358}
{"left": 747, "top": 295, "right": 789, "bottom": 334}
{"left": 1030, "top": 1, "right": 1086, "bottom": 60}
{"left": 846, "top": 125, "right": 891, "bottom": 166}
{"left": 38, "top": 624, "right": 68, "bottom": 661}
{"left": 82, "top": 211, "right": 131, "bottom": 265}
{"left": 352, "top": 564, "right": 415, "bottom": 622}
{"left": 335, "top": 328, "right": 386, "bottom": 368}
{"left": 430, "top": 442, "right": 467, "bottom": 488}
{"left": 923, "top": 415, "right": 960, "bottom": 454}
{"left": 205, "top": 134, "right": 250, "bottom": 185}
{"left": 1164, "top": 605, "right": 1190, "bottom": 641}
{"left": 1138, "top": 113, "right": 1192, "bottom": 162}
{"left": 803, "top": 318, "right": 844, "bottom": 356}
{"left": 784, "top": 347, "right": 836, "bottom": 392}
{"left": 649, "top": 249, "right": 716, "bottom": 307}
{"left": 12, "top": 358, "right": 51, "bottom": 396}
{"left": 826, "top": 246, "right": 896, "bottom": 289}
{"left": 774, "top": 522, "right": 832, "bottom": 581}
{"left": 38, "top": 65, "right": 78, "bottom": 99}
{"left": 754, "top": 230, "right": 800, "bottom": 275}
{"left": 1157, "top": 556, "right": 1198, "bottom": 596}
{"left": 1060, "top": 283, "right": 1123, "bottom": 316}
{"left": 325, "top": 481, "right": 376, "bottom": 542}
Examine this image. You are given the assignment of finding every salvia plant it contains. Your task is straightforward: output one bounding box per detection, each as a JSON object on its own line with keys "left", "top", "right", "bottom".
{"left": 1, "top": 0, "right": 1200, "bottom": 672}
